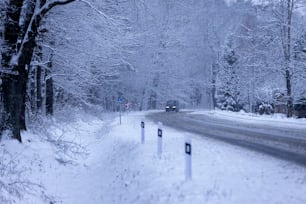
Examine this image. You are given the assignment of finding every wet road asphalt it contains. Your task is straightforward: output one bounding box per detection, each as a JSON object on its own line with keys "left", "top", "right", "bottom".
{"left": 147, "top": 111, "right": 306, "bottom": 166}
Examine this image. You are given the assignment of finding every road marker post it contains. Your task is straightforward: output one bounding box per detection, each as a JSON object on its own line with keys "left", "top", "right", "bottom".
{"left": 185, "top": 136, "right": 192, "bottom": 180}
{"left": 119, "top": 105, "right": 122, "bottom": 125}
{"left": 141, "top": 120, "right": 145, "bottom": 144}
{"left": 157, "top": 122, "right": 163, "bottom": 158}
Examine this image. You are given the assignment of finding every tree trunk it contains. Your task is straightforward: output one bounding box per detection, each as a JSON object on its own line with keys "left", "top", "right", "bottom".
{"left": 211, "top": 63, "right": 217, "bottom": 110}
{"left": 147, "top": 74, "right": 159, "bottom": 110}
{"left": 286, "top": 68, "right": 293, "bottom": 117}
{"left": 45, "top": 77, "right": 53, "bottom": 115}
{"left": 45, "top": 58, "right": 53, "bottom": 115}
{"left": 1, "top": 69, "right": 27, "bottom": 142}
{"left": 1, "top": 0, "right": 24, "bottom": 141}
{"left": 1, "top": 1, "right": 39, "bottom": 141}
{"left": 284, "top": 0, "right": 294, "bottom": 117}
{"left": 148, "top": 91, "right": 157, "bottom": 110}
{"left": 36, "top": 65, "right": 42, "bottom": 111}
{"left": 29, "top": 65, "right": 36, "bottom": 112}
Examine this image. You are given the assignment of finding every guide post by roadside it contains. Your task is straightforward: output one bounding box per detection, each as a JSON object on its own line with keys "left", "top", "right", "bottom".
{"left": 185, "top": 136, "right": 192, "bottom": 180}
{"left": 141, "top": 119, "right": 145, "bottom": 144}
{"left": 157, "top": 122, "right": 163, "bottom": 158}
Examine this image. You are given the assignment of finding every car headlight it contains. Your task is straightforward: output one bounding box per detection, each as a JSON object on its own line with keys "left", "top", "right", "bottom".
{"left": 172, "top": 106, "right": 176, "bottom": 108}
{"left": 166, "top": 106, "right": 170, "bottom": 108}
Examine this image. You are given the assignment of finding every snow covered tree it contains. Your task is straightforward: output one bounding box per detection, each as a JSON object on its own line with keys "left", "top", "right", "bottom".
{"left": 269, "top": 0, "right": 306, "bottom": 116}
{"left": 207, "top": 0, "right": 255, "bottom": 110}
{"left": 41, "top": 0, "right": 138, "bottom": 112}
{"left": 0, "top": 0, "right": 76, "bottom": 142}
{"left": 214, "top": 0, "right": 306, "bottom": 115}
{"left": 277, "top": 0, "right": 294, "bottom": 117}
{"left": 292, "top": 31, "right": 306, "bottom": 100}
{"left": 217, "top": 36, "right": 242, "bottom": 111}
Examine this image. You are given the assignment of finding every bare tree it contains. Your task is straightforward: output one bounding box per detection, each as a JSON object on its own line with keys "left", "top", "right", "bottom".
{"left": 281, "top": 0, "right": 294, "bottom": 117}
{"left": 271, "top": 0, "right": 304, "bottom": 117}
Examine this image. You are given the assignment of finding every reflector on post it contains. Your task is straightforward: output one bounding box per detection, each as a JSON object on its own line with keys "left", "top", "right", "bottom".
{"left": 185, "top": 137, "right": 192, "bottom": 180}
{"left": 141, "top": 120, "right": 145, "bottom": 144}
{"left": 157, "top": 122, "right": 163, "bottom": 158}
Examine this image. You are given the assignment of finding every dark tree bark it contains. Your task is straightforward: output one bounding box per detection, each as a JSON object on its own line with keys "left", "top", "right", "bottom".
{"left": 36, "top": 63, "right": 42, "bottom": 111}
{"left": 45, "top": 77, "right": 53, "bottom": 115}
{"left": 2, "top": 0, "right": 22, "bottom": 68}
{"left": 1, "top": 0, "right": 24, "bottom": 142}
{"left": 45, "top": 57, "right": 53, "bottom": 115}
{"left": 29, "top": 65, "right": 36, "bottom": 112}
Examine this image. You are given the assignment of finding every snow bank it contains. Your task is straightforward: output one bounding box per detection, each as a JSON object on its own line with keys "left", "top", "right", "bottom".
{"left": 189, "top": 109, "right": 306, "bottom": 130}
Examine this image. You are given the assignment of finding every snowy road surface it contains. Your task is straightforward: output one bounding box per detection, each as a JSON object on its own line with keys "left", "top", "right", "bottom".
{"left": 148, "top": 110, "right": 306, "bottom": 166}
{"left": 7, "top": 110, "right": 306, "bottom": 203}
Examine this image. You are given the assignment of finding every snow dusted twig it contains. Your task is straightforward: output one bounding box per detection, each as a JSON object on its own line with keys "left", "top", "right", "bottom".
{"left": 0, "top": 69, "right": 19, "bottom": 76}
{"left": 113, "top": 59, "right": 137, "bottom": 72}
{"left": 78, "top": 0, "right": 116, "bottom": 25}
{"left": 0, "top": 148, "right": 51, "bottom": 203}
{"left": 39, "top": 0, "right": 76, "bottom": 16}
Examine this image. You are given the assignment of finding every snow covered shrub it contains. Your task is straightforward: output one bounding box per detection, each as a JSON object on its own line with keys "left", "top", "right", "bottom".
{"left": 28, "top": 113, "right": 89, "bottom": 165}
{"left": 0, "top": 146, "right": 51, "bottom": 203}
{"left": 256, "top": 102, "right": 274, "bottom": 115}
{"left": 216, "top": 92, "right": 243, "bottom": 112}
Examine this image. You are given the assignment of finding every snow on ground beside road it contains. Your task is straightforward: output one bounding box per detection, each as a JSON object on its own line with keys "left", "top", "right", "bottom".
{"left": 1, "top": 110, "right": 306, "bottom": 203}
{"left": 189, "top": 109, "right": 306, "bottom": 130}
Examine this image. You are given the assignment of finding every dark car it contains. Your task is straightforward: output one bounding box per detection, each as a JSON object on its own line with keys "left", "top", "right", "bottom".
{"left": 165, "top": 100, "right": 179, "bottom": 112}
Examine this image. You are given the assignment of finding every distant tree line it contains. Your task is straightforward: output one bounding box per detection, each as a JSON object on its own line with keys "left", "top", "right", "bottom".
{"left": 212, "top": 0, "right": 306, "bottom": 117}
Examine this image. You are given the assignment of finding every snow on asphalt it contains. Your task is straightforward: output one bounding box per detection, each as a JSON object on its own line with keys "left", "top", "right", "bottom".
{"left": 2, "top": 110, "right": 306, "bottom": 203}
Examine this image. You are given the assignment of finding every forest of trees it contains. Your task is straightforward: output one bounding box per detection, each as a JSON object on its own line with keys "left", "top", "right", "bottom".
{"left": 1, "top": 0, "right": 306, "bottom": 142}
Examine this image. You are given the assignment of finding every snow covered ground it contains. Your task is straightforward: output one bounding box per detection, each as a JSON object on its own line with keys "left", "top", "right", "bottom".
{"left": 1, "top": 110, "right": 306, "bottom": 204}
{"left": 190, "top": 109, "right": 306, "bottom": 129}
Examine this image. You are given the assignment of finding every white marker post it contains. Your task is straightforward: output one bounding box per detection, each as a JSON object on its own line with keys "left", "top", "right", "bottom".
{"left": 185, "top": 137, "right": 192, "bottom": 180}
{"left": 157, "top": 122, "right": 163, "bottom": 158}
{"left": 119, "top": 105, "right": 122, "bottom": 125}
{"left": 141, "top": 120, "right": 145, "bottom": 144}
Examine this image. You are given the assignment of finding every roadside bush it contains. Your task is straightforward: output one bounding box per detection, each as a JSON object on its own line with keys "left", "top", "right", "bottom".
{"left": 256, "top": 102, "right": 274, "bottom": 115}
{"left": 216, "top": 93, "right": 243, "bottom": 112}
{"left": 294, "top": 98, "right": 306, "bottom": 118}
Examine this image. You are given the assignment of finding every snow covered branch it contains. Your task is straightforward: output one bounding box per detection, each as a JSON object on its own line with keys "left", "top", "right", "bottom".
{"left": 78, "top": 0, "right": 115, "bottom": 22}
{"left": 39, "top": 0, "right": 76, "bottom": 16}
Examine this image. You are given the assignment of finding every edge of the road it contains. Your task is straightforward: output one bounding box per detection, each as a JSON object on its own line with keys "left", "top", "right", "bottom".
{"left": 146, "top": 110, "right": 306, "bottom": 167}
